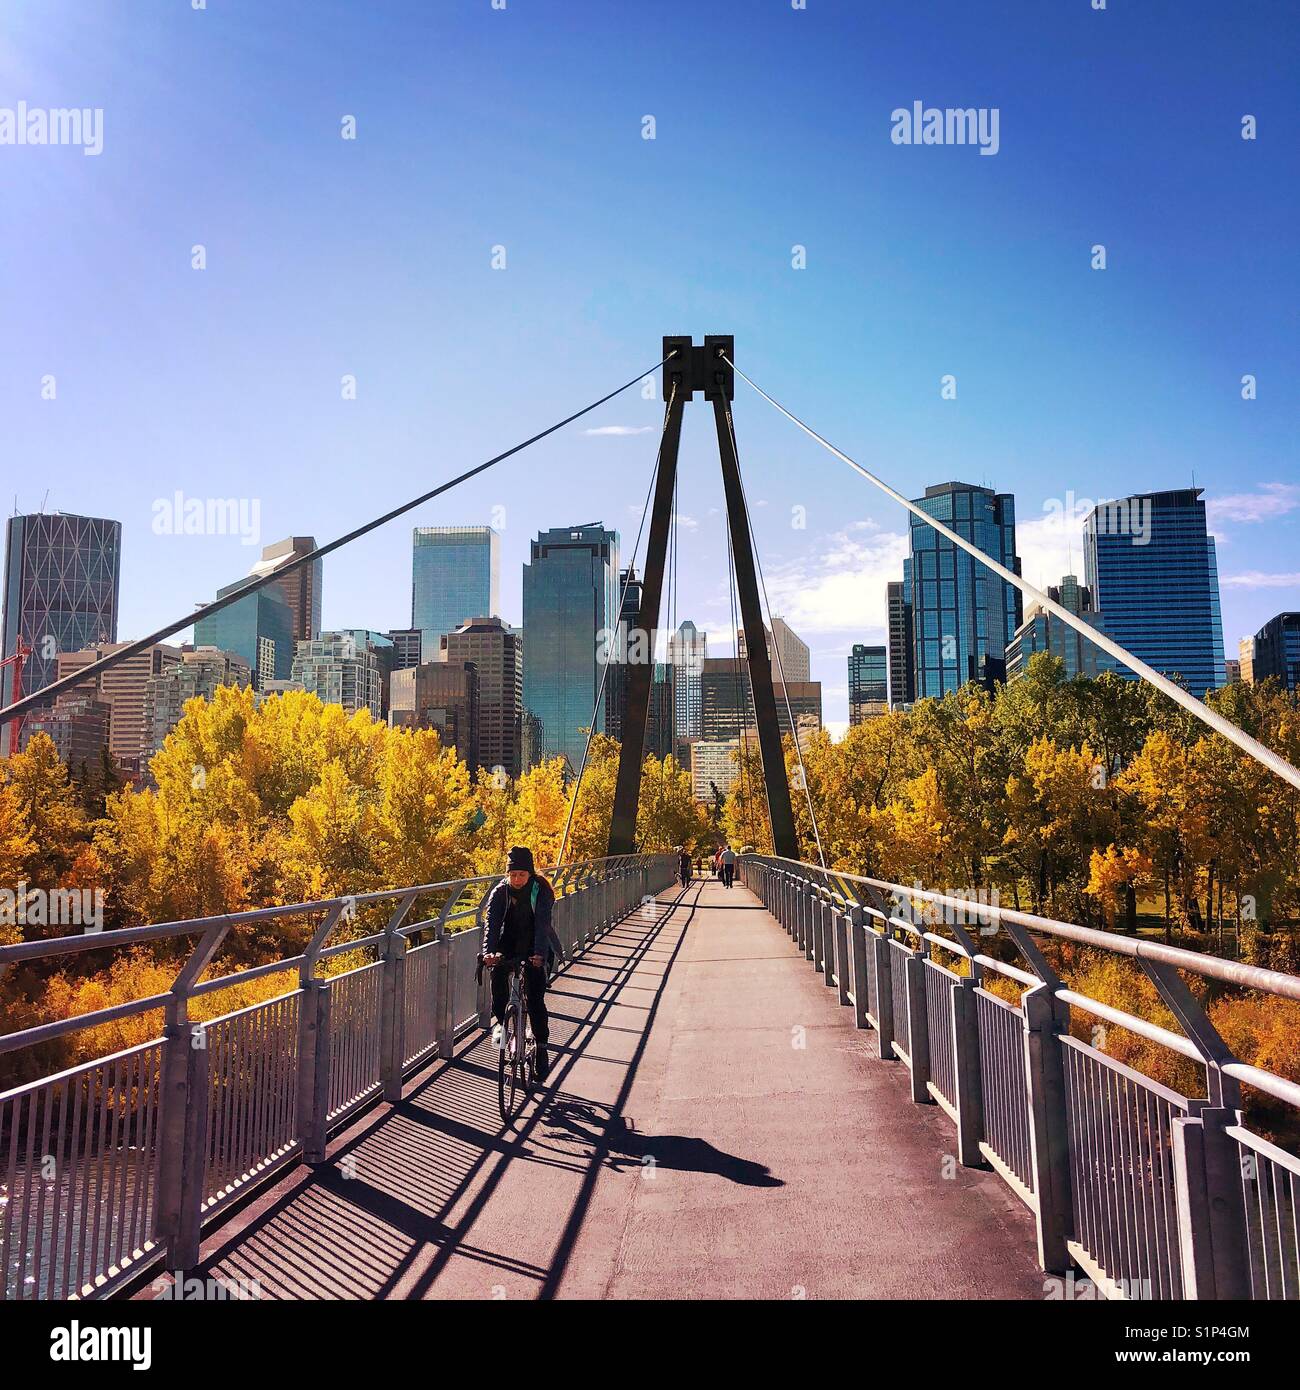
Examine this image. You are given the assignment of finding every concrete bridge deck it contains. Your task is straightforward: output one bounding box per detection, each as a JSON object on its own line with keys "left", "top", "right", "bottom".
{"left": 142, "top": 878, "right": 1042, "bottom": 1300}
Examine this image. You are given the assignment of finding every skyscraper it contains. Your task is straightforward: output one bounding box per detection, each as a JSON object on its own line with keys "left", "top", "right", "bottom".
{"left": 57, "top": 642, "right": 184, "bottom": 770}
{"left": 441, "top": 616, "right": 522, "bottom": 777}
{"left": 1238, "top": 635, "right": 1256, "bottom": 686}
{"left": 412, "top": 526, "right": 500, "bottom": 663}
{"left": 387, "top": 628, "right": 423, "bottom": 671}
{"left": 646, "top": 663, "right": 675, "bottom": 760}
{"left": 901, "top": 482, "right": 1021, "bottom": 700}
{"left": 390, "top": 661, "right": 480, "bottom": 769}
{"left": 668, "top": 619, "right": 707, "bottom": 743}
{"left": 522, "top": 524, "right": 619, "bottom": 773}
{"left": 603, "top": 567, "right": 642, "bottom": 746}
{"left": 700, "top": 658, "right": 822, "bottom": 741}
{"left": 2, "top": 512, "right": 122, "bottom": 752}
{"left": 291, "top": 631, "right": 386, "bottom": 718}
{"left": 886, "top": 580, "right": 914, "bottom": 709}
{"left": 1250, "top": 613, "right": 1300, "bottom": 693}
{"left": 737, "top": 618, "right": 811, "bottom": 686}
{"left": 1005, "top": 575, "right": 1117, "bottom": 682}
{"left": 194, "top": 578, "right": 294, "bottom": 690}
{"left": 1083, "top": 489, "right": 1225, "bottom": 695}
{"left": 21, "top": 692, "right": 113, "bottom": 772}
{"left": 848, "top": 645, "right": 888, "bottom": 723}
{"left": 246, "top": 537, "right": 322, "bottom": 643}
{"left": 143, "top": 646, "right": 253, "bottom": 758}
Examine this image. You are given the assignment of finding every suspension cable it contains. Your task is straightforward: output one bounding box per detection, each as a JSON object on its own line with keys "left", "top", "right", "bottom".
{"left": 1, "top": 353, "right": 676, "bottom": 728}
{"left": 724, "top": 354, "right": 1300, "bottom": 797}
{"left": 720, "top": 404, "right": 826, "bottom": 868}
{"left": 557, "top": 382, "right": 680, "bottom": 863}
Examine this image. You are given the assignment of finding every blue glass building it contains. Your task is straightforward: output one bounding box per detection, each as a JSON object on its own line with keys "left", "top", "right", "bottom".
{"left": 522, "top": 524, "right": 619, "bottom": 774}
{"left": 1083, "top": 489, "right": 1225, "bottom": 695}
{"left": 1250, "top": 612, "right": 1300, "bottom": 693}
{"left": 1005, "top": 575, "right": 1118, "bottom": 682}
{"left": 194, "top": 578, "right": 295, "bottom": 690}
{"left": 848, "top": 644, "right": 887, "bottom": 723}
{"left": 902, "top": 482, "right": 1021, "bottom": 699}
{"left": 412, "top": 526, "right": 500, "bottom": 663}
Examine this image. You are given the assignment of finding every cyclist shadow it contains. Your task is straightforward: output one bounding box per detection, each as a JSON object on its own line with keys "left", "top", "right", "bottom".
{"left": 539, "top": 1099, "right": 783, "bottom": 1188}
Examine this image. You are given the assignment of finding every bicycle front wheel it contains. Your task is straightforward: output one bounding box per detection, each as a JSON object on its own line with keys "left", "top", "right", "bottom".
{"left": 498, "top": 1012, "right": 519, "bottom": 1122}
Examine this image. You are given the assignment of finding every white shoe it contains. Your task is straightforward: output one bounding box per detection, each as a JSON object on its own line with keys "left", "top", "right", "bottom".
{"left": 491, "top": 1022, "right": 504, "bottom": 1050}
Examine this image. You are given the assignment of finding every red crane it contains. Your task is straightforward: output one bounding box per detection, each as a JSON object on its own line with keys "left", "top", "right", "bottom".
{"left": 1, "top": 636, "right": 32, "bottom": 755}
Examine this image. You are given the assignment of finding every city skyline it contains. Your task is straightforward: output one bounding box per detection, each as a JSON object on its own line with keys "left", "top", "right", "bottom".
{"left": 4, "top": 3, "right": 1295, "bottom": 736}
{"left": 6, "top": 476, "right": 1292, "bottom": 744}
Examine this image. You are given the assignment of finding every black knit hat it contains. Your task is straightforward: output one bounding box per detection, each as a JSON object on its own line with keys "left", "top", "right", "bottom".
{"left": 507, "top": 846, "right": 535, "bottom": 873}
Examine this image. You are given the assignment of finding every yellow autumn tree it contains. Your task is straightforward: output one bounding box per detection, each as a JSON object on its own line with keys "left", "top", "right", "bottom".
{"left": 1, "top": 732, "right": 88, "bottom": 886}
{"left": 1085, "top": 844, "right": 1155, "bottom": 929}
{"left": 509, "top": 757, "right": 570, "bottom": 868}
{"left": 560, "top": 734, "right": 620, "bottom": 862}
{"left": 636, "top": 754, "right": 707, "bottom": 852}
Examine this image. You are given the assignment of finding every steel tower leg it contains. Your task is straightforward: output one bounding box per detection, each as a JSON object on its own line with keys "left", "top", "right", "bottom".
{"left": 607, "top": 337, "right": 798, "bottom": 860}
{"left": 607, "top": 385, "right": 685, "bottom": 855}
{"left": 711, "top": 392, "right": 799, "bottom": 860}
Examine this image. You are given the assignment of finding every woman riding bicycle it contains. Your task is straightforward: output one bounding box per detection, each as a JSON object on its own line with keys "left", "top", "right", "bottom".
{"left": 481, "top": 846, "right": 555, "bottom": 1082}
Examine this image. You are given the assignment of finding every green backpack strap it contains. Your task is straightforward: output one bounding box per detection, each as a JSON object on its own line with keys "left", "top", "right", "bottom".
{"left": 530, "top": 880, "right": 539, "bottom": 911}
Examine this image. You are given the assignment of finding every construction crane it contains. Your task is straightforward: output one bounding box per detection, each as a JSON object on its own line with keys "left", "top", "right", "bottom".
{"left": 1, "top": 636, "right": 32, "bottom": 755}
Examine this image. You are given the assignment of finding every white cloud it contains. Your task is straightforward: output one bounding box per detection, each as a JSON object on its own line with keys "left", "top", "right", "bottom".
{"left": 1222, "top": 571, "right": 1300, "bottom": 590}
{"left": 1207, "top": 483, "right": 1300, "bottom": 526}
{"left": 761, "top": 527, "right": 910, "bottom": 635}
{"left": 584, "top": 425, "right": 654, "bottom": 437}
{"left": 1014, "top": 509, "right": 1080, "bottom": 592}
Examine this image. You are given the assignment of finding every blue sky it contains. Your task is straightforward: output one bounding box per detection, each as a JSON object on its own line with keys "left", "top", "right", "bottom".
{"left": 2, "top": 0, "right": 1297, "bottom": 730}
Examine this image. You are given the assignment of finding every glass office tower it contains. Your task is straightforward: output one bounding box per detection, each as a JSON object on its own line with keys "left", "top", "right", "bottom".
{"left": 901, "top": 482, "right": 1021, "bottom": 699}
{"left": 668, "top": 619, "right": 707, "bottom": 741}
{"left": 1083, "top": 489, "right": 1225, "bottom": 695}
{"left": 1248, "top": 612, "right": 1300, "bottom": 694}
{"left": 886, "top": 580, "right": 914, "bottom": 708}
{"left": 412, "top": 526, "right": 500, "bottom": 663}
{"left": 848, "top": 644, "right": 888, "bottom": 723}
{"left": 522, "top": 524, "right": 619, "bottom": 774}
{"left": 2, "top": 513, "right": 122, "bottom": 752}
{"left": 194, "top": 578, "right": 295, "bottom": 690}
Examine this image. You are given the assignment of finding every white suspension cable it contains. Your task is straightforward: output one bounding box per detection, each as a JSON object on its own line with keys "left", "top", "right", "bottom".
{"left": 725, "top": 355, "right": 1300, "bottom": 796}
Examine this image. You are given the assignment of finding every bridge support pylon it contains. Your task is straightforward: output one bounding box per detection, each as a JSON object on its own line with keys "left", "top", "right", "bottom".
{"left": 607, "top": 337, "right": 799, "bottom": 859}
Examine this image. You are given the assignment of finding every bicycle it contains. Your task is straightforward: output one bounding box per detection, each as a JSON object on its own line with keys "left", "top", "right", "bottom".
{"left": 490, "top": 955, "right": 536, "bottom": 1123}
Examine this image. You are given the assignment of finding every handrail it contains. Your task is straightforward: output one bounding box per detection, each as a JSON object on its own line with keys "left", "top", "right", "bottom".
{"left": 745, "top": 853, "right": 1300, "bottom": 1109}
{"left": 756, "top": 854, "right": 1300, "bottom": 1002}
{"left": 0, "top": 852, "right": 679, "bottom": 1301}
{"left": 0, "top": 854, "right": 668, "bottom": 1058}
{"left": 739, "top": 853, "right": 1300, "bottom": 1301}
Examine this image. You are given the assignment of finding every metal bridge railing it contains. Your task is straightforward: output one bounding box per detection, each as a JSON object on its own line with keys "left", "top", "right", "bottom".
{"left": 0, "top": 853, "right": 676, "bottom": 1300}
{"left": 740, "top": 854, "right": 1300, "bottom": 1303}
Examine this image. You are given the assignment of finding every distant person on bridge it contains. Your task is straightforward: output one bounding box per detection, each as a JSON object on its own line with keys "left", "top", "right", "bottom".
{"left": 481, "top": 846, "right": 555, "bottom": 1083}
{"left": 677, "top": 847, "right": 692, "bottom": 888}
{"left": 720, "top": 845, "right": 736, "bottom": 889}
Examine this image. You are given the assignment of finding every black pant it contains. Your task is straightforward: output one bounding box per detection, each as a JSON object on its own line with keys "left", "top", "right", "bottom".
{"left": 722, "top": 863, "right": 734, "bottom": 888}
{"left": 491, "top": 962, "right": 549, "bottom": 1049}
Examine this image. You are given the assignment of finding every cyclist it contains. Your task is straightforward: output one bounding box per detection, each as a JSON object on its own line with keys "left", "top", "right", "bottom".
{"left": 481, "top": 846, "right": 555, "bottom": 1082}
{"left": 720, "top": 844, "right": 736, "bottom": 889}
{"left": 677, "top": 845, "right": 692, "bottom": 888}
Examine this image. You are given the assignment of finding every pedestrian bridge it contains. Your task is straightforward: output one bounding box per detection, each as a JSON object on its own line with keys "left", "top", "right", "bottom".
{"left": 2, "top": 855, "right": 1297, "bottom": 1301}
